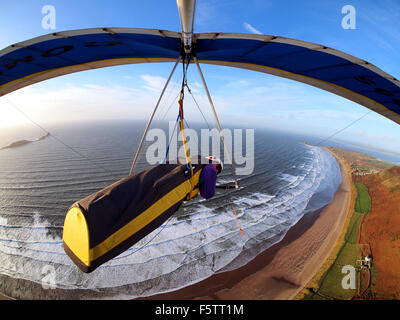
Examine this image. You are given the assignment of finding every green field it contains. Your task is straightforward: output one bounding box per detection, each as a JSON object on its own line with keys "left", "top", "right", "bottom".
{"left": 355, "top": 183, "right": 371, "bottom": 213}
{"left": 345, "top": 212, "right": 363, "bottom": 244}
{"left": 368, "top": 159, "right": 395, "bottom": 168}
{"left": 303, "top": 183, "right": 373, "bottom": 300}
{"left": 303, "top": 226, "right": 363, "bottom": 300}
{"left": 316, "top": 242, "right": 362, "bottom": 299}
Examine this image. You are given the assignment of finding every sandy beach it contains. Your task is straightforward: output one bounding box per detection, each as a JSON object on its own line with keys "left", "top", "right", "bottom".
{"left": 0, "top": 291, "right": 12, "bottom": 300}
{"left": 145, "top": 150, "right": 352, "bottom": 300}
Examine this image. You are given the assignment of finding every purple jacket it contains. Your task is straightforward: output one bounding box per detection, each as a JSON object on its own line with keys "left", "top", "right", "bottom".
{"left": 199, "top": 164, "right": 217, "bottom": 199}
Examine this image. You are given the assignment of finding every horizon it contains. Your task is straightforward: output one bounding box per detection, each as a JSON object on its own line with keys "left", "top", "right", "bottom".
{"left": 1, "top": 0, "right": 400, "bottom": 155}
{"left": 2, "top": 118, "right": 400, "bottom": 166}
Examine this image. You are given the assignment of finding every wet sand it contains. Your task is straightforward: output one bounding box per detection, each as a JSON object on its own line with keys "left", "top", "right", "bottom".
{"left": 145, "top": 150, "right": 352, "bottom": 300}
{"left": 0, "top": 293, "right": 13, "bottom": 300}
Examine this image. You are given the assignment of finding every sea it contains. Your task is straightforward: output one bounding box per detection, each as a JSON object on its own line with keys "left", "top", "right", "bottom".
{"left": 0, "top": 119, "right": 398, "bottom": 299}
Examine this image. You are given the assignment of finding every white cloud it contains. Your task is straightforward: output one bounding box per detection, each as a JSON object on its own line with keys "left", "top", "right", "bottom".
{"left": 243, "top": 22, "right": 262, "bottom": 34}
{"left": 141, "top": 75, "right": 170, "bottom": 92}
{"left": 225, "top": 80, "right": 250, "bottom": 87}
{"left": 4, "top": 82, "right": 159, "bottom": 127}
{"left": 1, "top": 73, "right": 212, "bottom": 128}
{"left": 196, "top": 1, "right": 218, "bottom": 26}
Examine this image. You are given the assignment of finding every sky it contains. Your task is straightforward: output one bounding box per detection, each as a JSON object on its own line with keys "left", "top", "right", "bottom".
{"left": 1, "top": 0, "right": 400, "bottom": 154}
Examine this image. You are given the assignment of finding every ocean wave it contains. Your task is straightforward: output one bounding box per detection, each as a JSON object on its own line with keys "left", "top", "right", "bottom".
{"left": 0, "top": 144, "right": 342, "bottom": 298}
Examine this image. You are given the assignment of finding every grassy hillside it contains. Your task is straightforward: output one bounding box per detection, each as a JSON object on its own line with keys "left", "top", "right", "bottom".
{"left": 300, "top": 147, "right": 400, "bottom": 300}
{"left": 324, "top": 147, "right": 395, "bottom": 175}
{"left": 358, "top": 166, "right": 400, "bottom": 299}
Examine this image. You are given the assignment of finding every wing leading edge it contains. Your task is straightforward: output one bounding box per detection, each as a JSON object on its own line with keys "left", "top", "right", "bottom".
{"left": 1, "top": 29, "right": 399, "bottom": 124}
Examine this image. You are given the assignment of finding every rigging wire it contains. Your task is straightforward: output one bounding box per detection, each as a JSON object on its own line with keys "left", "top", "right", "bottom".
{"left": 111, "top": 214, "right": 176, "bottom": 260}
{"left": 187, "top": 65, "right": 214, "bottom": 131}
{"left": 133, "top": 90, "right": 180, "bottom": 169}
{"left": 279, "top": 109, "right": 374, "bottom": 169}
{"left": 129, "top": 57, "right": 181, "bottom": 175}
{"left": 152, "top": 66, "right": 181, "bottom": 125}
{"left": 225, "top": 185, "right": 244, "bottom": 236}
{"left": 194, "top": 57, "right": 240, "bottom": 189}
{"left": 315, "top": 110, "right": 372, "bottom": 147}
{"left": 157, "top": 90, "right": 181, "bottom": 123}
{"left": 113, "top": 59, "right": 195, "bottom": 257}
{"left": 162, "top": 115, "right": 179, "bottom": 163}
{"left": 3, "top": 97, "right": 112, "bottom": 174}
{"left": 186, "top": 84, "right": 212, "bottom": 130}
{"left": 2, "top": 54, "right": 377, "bottom": 253}
{"left": 184, "top": 63, "right": 244, "bottom": 235}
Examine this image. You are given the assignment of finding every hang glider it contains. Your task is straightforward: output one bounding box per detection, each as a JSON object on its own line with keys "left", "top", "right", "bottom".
{"left": 64, "top": 161, "right": 205, "bottom": 273}
{"left": 2, "top": 0, "right": 400, "bottom": 273}
{"left": 1, "top": 29, "right": 400, "bottom": 124}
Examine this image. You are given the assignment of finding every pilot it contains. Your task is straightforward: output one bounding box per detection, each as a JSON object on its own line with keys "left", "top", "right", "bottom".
{"left": 199, "top": 156, "right": 223, "bottom": 199}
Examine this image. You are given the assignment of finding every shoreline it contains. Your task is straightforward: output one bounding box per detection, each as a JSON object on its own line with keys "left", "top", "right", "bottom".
{"left": 0, "top": 148, "right": 352, "bottom": 301}
{"left": 144, "top": 149, "right": 352, "bottom": 300}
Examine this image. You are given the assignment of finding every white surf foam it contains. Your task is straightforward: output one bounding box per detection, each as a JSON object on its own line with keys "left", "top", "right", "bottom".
{"left": 0, "top": 145, "right": 342, "bottom": 298}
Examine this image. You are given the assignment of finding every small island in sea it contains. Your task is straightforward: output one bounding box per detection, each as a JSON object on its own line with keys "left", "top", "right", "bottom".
{"left": 0, "top": 133, "right": 50, "bottom": 150}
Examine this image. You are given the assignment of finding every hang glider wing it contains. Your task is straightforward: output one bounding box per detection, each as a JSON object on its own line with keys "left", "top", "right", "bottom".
{"left": 1, "top": 28, "right": 399, "bottom": 124}
{"left": 3, "top": 28, "right": 400, "bottom": 271}
{"left": 194, "top": 33, "right": 400, "bottom": 125}
{"left": 0, "top": 28, "right": 181, "bottom": 96}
